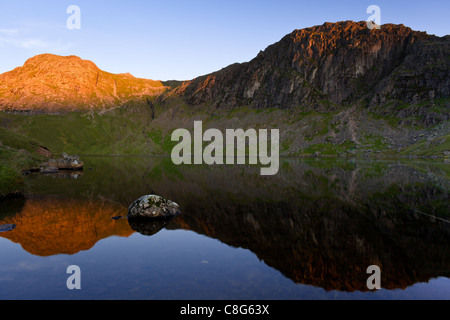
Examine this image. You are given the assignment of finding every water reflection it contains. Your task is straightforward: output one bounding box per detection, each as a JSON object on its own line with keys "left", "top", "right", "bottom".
{"left": 0, "top": 157, "right": 449, "bottom": 294}
{"left": 40, "top": 170, "right": 84, "bottom": 180}
{"left": 0, "top": 197, "right": 132, "bottom": 256}
{"left": 128, "top": 217, "right": 176, "bottom": 236}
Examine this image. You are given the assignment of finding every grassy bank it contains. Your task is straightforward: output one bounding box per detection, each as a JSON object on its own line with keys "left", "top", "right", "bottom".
{"left": 0, "top": 126, "right": 51, "bottom": 198}
{"left": 0, "top": 166, "right": 24, "bottom": 198}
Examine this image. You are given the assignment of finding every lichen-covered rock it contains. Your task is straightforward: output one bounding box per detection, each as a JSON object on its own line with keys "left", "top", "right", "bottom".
{"left": 127, "top": 195, "right": 181, "bottom": 219}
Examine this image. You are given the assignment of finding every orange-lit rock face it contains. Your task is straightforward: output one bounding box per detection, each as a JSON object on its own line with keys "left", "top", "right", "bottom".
{"left": 178, "top": 21, "right": 449, "bottom": 110}
{"left": 0, "top": 197, "right": 133, "bottom": 256}
{"left": 0, "top": 54, "right": 168, "bottom": 112}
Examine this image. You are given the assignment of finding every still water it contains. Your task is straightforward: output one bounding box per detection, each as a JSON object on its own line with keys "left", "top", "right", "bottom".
{"left": 0, "top": 157, "right": 449, "bottom": 300}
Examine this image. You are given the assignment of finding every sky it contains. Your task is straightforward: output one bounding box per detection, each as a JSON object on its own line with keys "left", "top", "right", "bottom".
{"left": 0, "top": 0, "right": 449, "bottom": 81}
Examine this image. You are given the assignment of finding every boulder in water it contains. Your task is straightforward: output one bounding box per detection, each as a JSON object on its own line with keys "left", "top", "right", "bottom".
{"left": 127, "top": 195, "right": 181, "bottom": 219}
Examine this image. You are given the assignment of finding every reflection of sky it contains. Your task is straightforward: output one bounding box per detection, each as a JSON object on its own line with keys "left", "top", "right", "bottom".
{"left": 0, "top": 229, "right": 449, "bottom": 300}
{"left": 0, "top": 0, "right": 449, "bottom": 80}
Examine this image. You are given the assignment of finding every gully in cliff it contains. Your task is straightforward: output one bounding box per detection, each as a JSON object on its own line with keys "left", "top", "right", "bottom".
{"left": 171, "top": 121, "right": 280, "bottom": 176}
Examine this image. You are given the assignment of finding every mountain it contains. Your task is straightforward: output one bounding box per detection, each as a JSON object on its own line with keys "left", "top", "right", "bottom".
{"left": 0, "top": 21, "right": 449, "bottom": 158}
{"left": 1, "top": 21, "right": 448, "bottom": 115}
{"left": 0, "top": 54, "right": 168, "bottom": 112}
{"left": 1, "top": 21, "right": 448, "bottom": 116}
{"left": 176, "top": 21, "right": 449, "bottom": 117}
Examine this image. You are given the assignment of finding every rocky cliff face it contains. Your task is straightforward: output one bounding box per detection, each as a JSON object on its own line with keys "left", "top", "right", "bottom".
{"left": 0, "top": 54, "right": 168, "bottom": 112}
{"left": 176, "top": 21, "right": 449, "bottom": 113}
{"left": 0, "top": 22, "right": 448, "bottom": 115}
{"left": 0, "top": 22, "right": 448, "bottom": 155}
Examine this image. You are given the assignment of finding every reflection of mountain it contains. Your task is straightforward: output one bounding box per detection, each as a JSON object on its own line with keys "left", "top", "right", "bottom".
{"left": 2, "top": 157, "right": 449, "bottom": 292}
{"left": 171, "top": 196, "right": 450, "bottom": 292}
{"left": 0, "top": 196, "right": 132, "bottom": 256}
{"left": 150, "top": 160, "right": 449, "bottom": 292}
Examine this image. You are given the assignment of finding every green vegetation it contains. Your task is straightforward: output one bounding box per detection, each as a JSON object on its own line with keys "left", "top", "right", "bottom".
{"left": 368, "top": 112, "right": 402, "bottom": 128}
{"left": 0, "top": 100, "right": 448, "bottom": 172}
{"left": 0, "top": 165, "right": 24, "bottom": 198}
{"left": 361, "top": 133, "right": 389, "bottom": 151}
{"left": 399, "top": 133, "right": 450, "bottom": 157}
{"left": 304, "top": 116, "right": 330, "bottom": 141}
{"left": 0, "top": 126, "right": 50, "bottom": 168}
{"left": 0, "top": 126, "right": 49, "bottom": 197}
{"left": 301, "top": 141, "right": 357, "bottom": 156}
{"left": 147, "top": 129, "right": 177, "bottom": 154}
{"left": 0, "top": 104, "right": 164, "bottom": 155}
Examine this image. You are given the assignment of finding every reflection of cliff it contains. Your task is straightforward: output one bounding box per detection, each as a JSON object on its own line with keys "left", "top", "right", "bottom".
{"left": 155, "top": 159, "right": 450, "bottom": 292}
{"left": 11, "top": 157, "right": 450, "bottom": 292}
{"left": 171, "top": 193, "right": 450, "bottom": 292}
{"left": 0, "top": 197, "right": 132, "bottom": 256}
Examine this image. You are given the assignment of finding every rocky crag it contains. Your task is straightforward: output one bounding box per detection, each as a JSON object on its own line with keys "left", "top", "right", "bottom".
{"left": 176, "top": 21, "right": 449, "bottom": 120}
{"left": 0, "top": 21, "right": 448, "bottom": 157}
{"left": 0, "top": 54, "right": 168, "bottom": 112}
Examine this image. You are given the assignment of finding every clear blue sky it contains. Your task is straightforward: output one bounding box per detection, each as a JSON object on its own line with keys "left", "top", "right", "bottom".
{"left": 0, "top": 0, "right": 448, "bottom": 81}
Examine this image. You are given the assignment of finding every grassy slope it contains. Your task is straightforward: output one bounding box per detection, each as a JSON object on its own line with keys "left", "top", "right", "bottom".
{"left": 0, "top": 105, "right": 159, "bottom": 155}
{"left": 0, "top": 166, "right": 24, "bottom": 198}
{"left": 0, "top": 127, "right": 49, "bottom": 197}
{"left": 0, "top": 97, "right": 449, "bottom": 198}
{"left": 398, "top": 133, "right": 450, "bottom": 157}
{"left": 0, "top": 98, "right": 449, "bottom": 160}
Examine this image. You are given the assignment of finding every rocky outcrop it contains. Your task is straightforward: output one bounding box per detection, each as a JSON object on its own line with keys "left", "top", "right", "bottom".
{"left": 0, "top": 54, "right": 169, "bottom": 112}
{"left": 40, "top": 153, "right": 84, "bottom": 173}
{"left": 175, "top": 21, "right": 449, "bottom": 114}
{"left": 127, "top": 195, "right": 181, "bottom": 219}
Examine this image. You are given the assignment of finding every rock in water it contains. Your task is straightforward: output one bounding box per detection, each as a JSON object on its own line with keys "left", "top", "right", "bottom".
{"left": 0, "top": 224, "right": 16, "bottom": 232}
{"left": 40, "top": 153, "right": 84, "bottom": 173}
{"left": 127, "top": 195, "right": 181, "bottom": 219}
